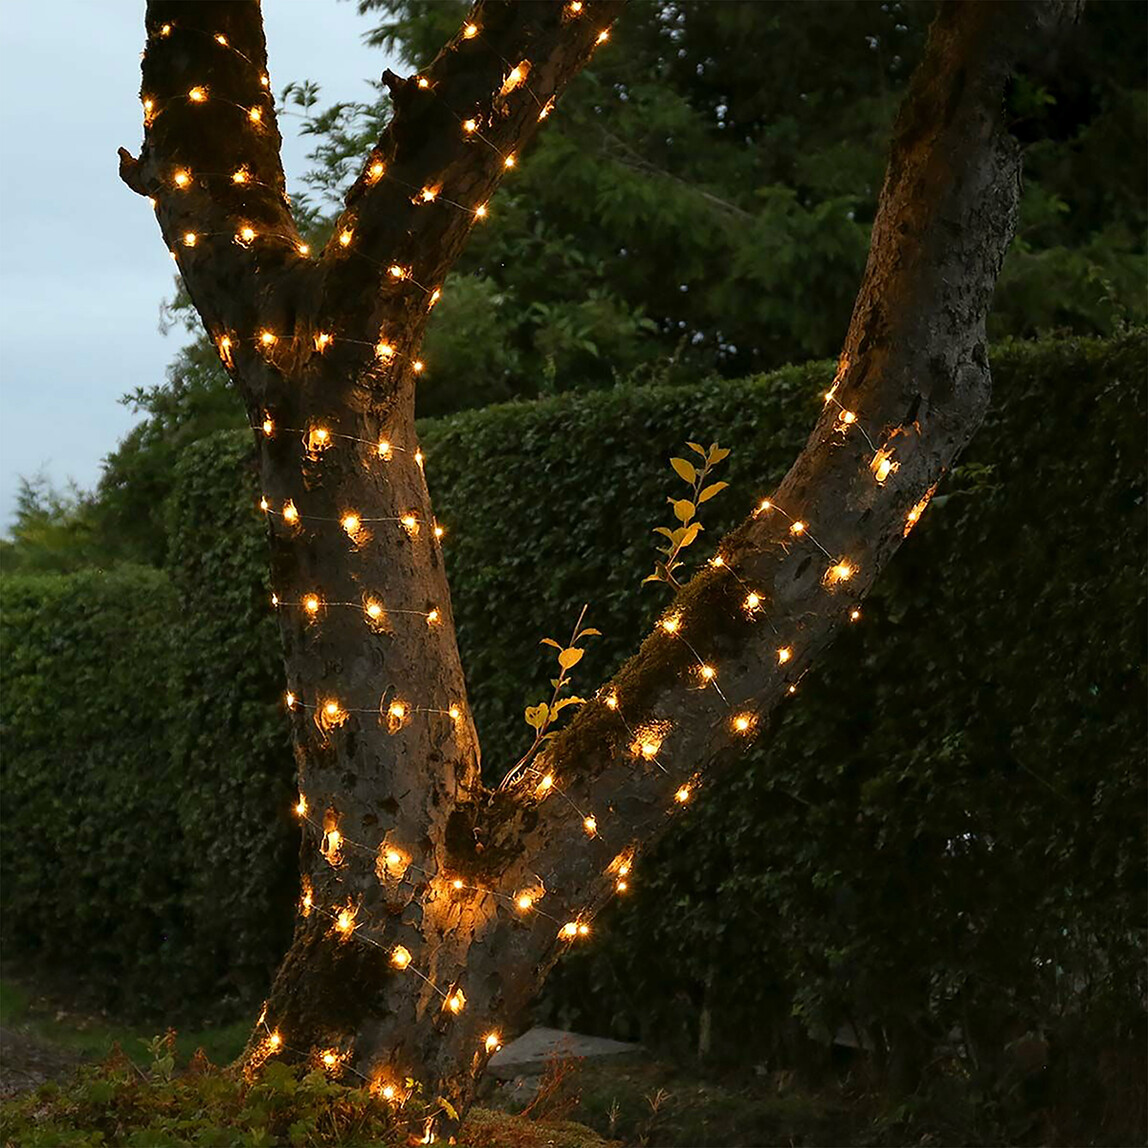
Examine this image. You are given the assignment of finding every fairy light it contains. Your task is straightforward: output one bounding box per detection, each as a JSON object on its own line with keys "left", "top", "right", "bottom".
{"left": 463, "top": 22, "right": 478, "bottom": 38}
{"left": 745, "top": 591, "right": 761, "bottom": 611}
{"left": 388, "top": 264, "right": 408, "bottom": 280}
{"left": 503, "top": 154, "right": 517, "bottom": 168}
{"left": 375, "top": 339, "right": 396, "bottom": 361}
{"left": 790, "top": 520, "right": 806, "bottom": 535}
{"left": 446, "top": 989, "right": 466, "bottom": 1014}
{"left": 872, "top": 447, "right": 897, "bottom": 484}
{"left": 297, "top": 242, "right": 311, "bottom": 256}
{"left": 314, "top": 332, "right": 332, "bottom": 352}
{"left": 182, "top": 232, "right": 197, "bottom": 247}
{"left": 777, "top": 647, "right": 792, "bottom": 664}
{"left": 260, "top": 497, "right": 269, "bottom": 512}
{"left": 675, "top": 785, "right": 691, "bottom": 803}
{"left": 661, "top": 613, "right": 681, "bottom": 634}
{"left": 159, "top": 23, "right": 171, "bottom": 36}
{"left": 295, "top": 795, "right": 307, "bottom": 816}
{"left": 285, "top": 691, "right": 297, "bottom": 709}
{"left": 338, "top": 228, "right": 353, "bottom": 247}
{"left": 391, "top": 945, "right": 411, "bottom": 969}
{"left": 416, "top": 76, "right": 430, "bottom": 90}
{"left": 428, "top": 289, "right": 441, "bottom": 308}
{"left": 413, "top": 360, "right": 425, "bottom": 373}
{"left": 538, "top": 99, "right": 555, "bottom": 121}
{"left": 569, "top": 0, "right": 584, "bottom": 11}
{"left": 214, "top": 33, "right": 228, "bottom": 46}
{"left": 282, "top": 500, "right": 299, "bottom": 524}
{"left": 335, "top": 905, "right": 356, "bottom": 939}
{"left": 366, "top": 601, "right": 384, "bottom": 620}
{"left": 462, "top": 118, "right": 478, "bottom": 133}
{"left": 219, "top": 336, "right": 234, "bottom": 369}
{"left": 237, "top": 225, "right": 256, "bottom": 243}
{"left": 322, "top": 1051, "right": 338, "bottom": 1068}
{"left": 596, "top": 29, "right": 610, "bottom": 43}
{"left": 142, "top": 97, "right": 155, "bottom": 124}
{"left": 415, "top": 449, "right": 426, "bottom": 467}
{"left": 515, "top": 892, "right": 534, "bottom": 911}
{"left": 538, "top": 773, "right": 554, "bottom": 791}
{"left": 474, "top": 204, "right": 488, "bottom": 219}
{"left": 825, "top": 560, "right": 855, "bottom": 585}
{"left": 368, "top": 161, "right": 385, "bottom": 182}
{"left": 377, "top": 440, "right": 393, "bottom": 460}
{"left": 188, "top": 86, "right": 207, "bottom": 103}
{"left": 500, "top": 63, "right": 528, "bottom": 96}
{"left": 583, "top": 815, "right": 597, "bottom": 835}
{"left": 733, "top": 714, "right": 752, "bottom": 733}
{"left": 262, "top": 417, "right": 273, "bottom": 435}
{"left": 604, "top": 693, "right": 618, "bottom": 710}
{"left": 426, "top": 608, "right": 440, "bottom": 625}
{"left": 850, "top": 608, "right": 862, "bottom": 621}
{"left": 700, "top": 665, "right": 716, "bottom": 681}
{"left": 341, "top": 513, "right": 361, "bottom": 535}
{"left": 639, "top": 734, "right": 662, "bottom": 759}
{"left": 484, "top": 1033, "right": 501, "bottom": 1053}
{"left": 400, "top": 513, "right": 419, "bottom": 535}
{"left": 260, "top": 330, "right": 277, "bottom": 346}
{"left": 248, "top": 107, "right": 262, "bottom": 124}
{"left": 448, "top": 704, "right": 462, "bottom": 721}
{"left": 419, "top": 185, "right": 439, "bottom": 203}
{"left": 304, "top": 594, "right": 320, "bottom": 615}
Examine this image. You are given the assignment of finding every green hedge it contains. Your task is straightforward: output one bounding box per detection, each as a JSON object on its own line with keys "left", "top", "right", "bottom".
{"left": 1, "top": 336, "right": 1143, "bottom": 1081}
{"left": 0, "top": 568, "right": 186, "bottom": 1011}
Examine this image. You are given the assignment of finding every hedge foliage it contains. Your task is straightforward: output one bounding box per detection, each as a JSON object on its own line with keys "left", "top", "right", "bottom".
{"left": 1, "top": 336, "right": 1143, "bottom": 1094}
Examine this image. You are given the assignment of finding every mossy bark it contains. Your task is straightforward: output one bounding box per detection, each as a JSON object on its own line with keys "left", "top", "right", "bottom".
{"left": 121, "top": 0, "right": 1079, "bottom": 1136}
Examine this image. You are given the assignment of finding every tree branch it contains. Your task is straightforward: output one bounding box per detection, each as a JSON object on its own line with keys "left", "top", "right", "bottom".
{"left": 475, "top": 0, "right": 1083, "bottom": 951}
{"left": 313, "top": 0, "right": 626, "bottom": 390}
{"left": 122, "top": 1, "right": 311, "bottom": 413}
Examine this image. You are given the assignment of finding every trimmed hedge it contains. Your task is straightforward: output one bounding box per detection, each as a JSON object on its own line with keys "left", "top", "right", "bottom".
{"left": 1, "top": 336, "right": 1143, "bottom": 1080}
{"left": 0, "top": 567, "right": 185, "bottom": 1010}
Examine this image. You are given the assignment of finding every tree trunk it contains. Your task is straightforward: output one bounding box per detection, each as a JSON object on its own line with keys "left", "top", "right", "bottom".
{"left": 121, "top": 0, "right": 1079, "bottom": 1137}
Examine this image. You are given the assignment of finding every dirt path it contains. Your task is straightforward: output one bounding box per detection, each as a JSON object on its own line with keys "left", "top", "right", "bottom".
{"left": 0, "top": 1025, "right": 83, "bottom": 1099}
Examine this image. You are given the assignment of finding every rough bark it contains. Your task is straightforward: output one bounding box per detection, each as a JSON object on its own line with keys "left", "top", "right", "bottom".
{"left": 122, "top": 0, "right": 1078, "bottom": 1137}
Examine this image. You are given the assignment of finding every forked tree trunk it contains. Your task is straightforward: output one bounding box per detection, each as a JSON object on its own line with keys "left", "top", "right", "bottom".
{"left": 121, "top": 0, "right": 1078, "bottom": 1137}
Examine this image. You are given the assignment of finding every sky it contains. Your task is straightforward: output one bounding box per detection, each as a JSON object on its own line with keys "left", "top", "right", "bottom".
{"left": 0, "top": 0, "right": 398, "bottom": 533}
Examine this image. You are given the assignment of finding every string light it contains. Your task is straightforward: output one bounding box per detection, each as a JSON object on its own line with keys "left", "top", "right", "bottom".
{"left": 232, "top": 167, "right": 248, "bottom": 184}
{"left": 777, "top": 647, "right": 792, "bottom": 664}
{"left": 583, "top": 815, "right": 597, "bottom": 835}
{"left": 484, "top": 1033, "right": 501, "bottom": 1053}
{"left": 260, "top": 330, "right": 277, "bottom": 346}
{"left": 675, "top": 785, "right": 691, "bottom": 803}
{"left": 182, "top": 232, "right": 197, "bottom": 247}
{"left": 368, "top": 161, "right": 385, "bottom": 182}
{"left": 391, "top": 945, "right": 411, "bottom": 969}
{"left": 474, "top": 203, "right": 488, "bottom": 219}
{"left": 339, "top": 228, "right": 353, "bottom": 247}
{"left": 314, "top": 332, "right": 332, "bottom": 352}
{"left": 596, "top": 29, "right": 610, "bottom": 43}
{"left": 282, "top": 500, "right": 299, "bottom": 524}
{"left": 790, "top": 520, "right": 806, "bottom": 535}
{"left": 446, "top": 989, "right": 466, "bottom": 1014}
{"left": 463, "top": 23, "right": 478, "bottom": 38}
{"left": 248, "top": 107, "right": 262, "bottom": 124}
{"left": 850, "top": 608, "right": 862, "bottom": 621}
{"left": 188, "top": 86, "right": 207, "bottom": 103}
{"left": 503, "top": 154, "right": 517, "bottom": 168}
{"left": 733, "top": 714, "right": 752, "bottom": 733}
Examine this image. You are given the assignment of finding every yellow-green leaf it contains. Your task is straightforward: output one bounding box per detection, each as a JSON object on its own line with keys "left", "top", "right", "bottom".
{"left": 670, "top": 457, "right": 696, "bottom": 484}
{"left": 698, "top": 481, "right": 728, "bottom": 503}
{"left": 558, "top": 647, "right": 584, "bottom": 670}
{"left": 524, "top": 703, "right": 549, "bottom": 730}
{"left": 673, "top": 499, "right": 695, "bottom": 523}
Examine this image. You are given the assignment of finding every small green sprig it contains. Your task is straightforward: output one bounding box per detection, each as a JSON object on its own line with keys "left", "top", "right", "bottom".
{"left": 646, "top": 441, "right": 731, "bottom": 589}
{"left": 500, "top": 605, "right": 601, "bottom": 789}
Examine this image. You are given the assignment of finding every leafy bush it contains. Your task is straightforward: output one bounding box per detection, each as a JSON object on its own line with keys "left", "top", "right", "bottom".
{"left": 1, "top": 335, "right": 1143, "bottom": 1113}
{"left": 0, "top": 568, "right": 185, "bottom": 1012}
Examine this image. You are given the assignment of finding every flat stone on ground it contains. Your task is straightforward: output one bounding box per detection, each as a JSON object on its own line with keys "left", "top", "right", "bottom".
{"left": 488, "top": 1026, "right": 642, "bottom": 1079}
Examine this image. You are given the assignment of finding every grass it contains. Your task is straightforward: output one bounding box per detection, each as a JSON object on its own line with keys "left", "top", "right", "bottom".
{"left": 0, "top": 975, "right": 249, "bottom": 1068}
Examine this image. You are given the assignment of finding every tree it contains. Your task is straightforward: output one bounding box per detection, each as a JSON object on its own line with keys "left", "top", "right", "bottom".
{"left": 119, "top": 0, "right": 1078, "bottom": 1135}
